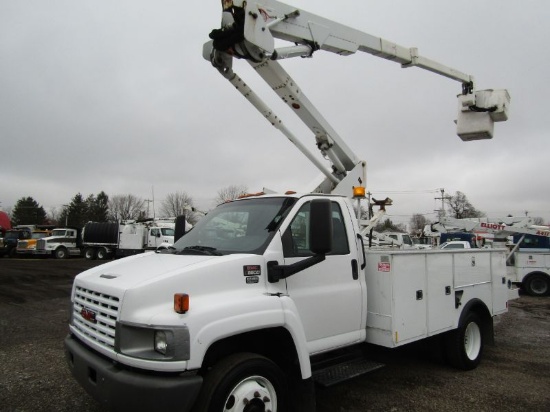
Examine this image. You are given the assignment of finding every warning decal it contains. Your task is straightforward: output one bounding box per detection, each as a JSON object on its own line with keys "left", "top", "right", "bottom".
{"left": 378, "top": 262, "right": 391, "bottom": 272}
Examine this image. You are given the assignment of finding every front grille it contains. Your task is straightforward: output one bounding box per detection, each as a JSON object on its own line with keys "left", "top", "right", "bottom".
{"left": 72, "top": 286, "right": 120, "bottom": 351}
{"left": 36, "top": 239, "right": 46, "bottom": 250}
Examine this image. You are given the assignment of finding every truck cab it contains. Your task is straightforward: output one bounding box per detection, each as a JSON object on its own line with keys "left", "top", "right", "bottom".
{"left": 376, "top": 231, "right": 415, "bottom": 249}
{"left": 0, "top": 228, "right": 31, "bottom": 257}
{"left": 507, "top": 234, "right": 550, "bottom": 296}
{"left": 146, "top": 226, "right": 175, "bottom": 249}
{"left": 16, "top": 229, "right": 52, "bottom": 256}
{"left": 35, "top": 228, "right": 81, "bottom": 259}
{"left": 439, "top": 240, "right": 472, "bottom": 249}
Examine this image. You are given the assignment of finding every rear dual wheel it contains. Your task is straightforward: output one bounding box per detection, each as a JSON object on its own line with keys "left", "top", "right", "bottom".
{"left": 85, "top": 247, "right": 108, "bottom": 260}
{"left": 84, "top": 248, "right": 96, "bottom": 260}
{"left": 444, "top": 311, "right": 483, "bottom": 370}
{"left": 96, "top": 248, "right": 108, "bottom": 260}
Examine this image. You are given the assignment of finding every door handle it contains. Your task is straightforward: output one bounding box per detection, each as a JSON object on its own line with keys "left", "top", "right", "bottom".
{"left": 351, "top": 259, "right": 359, "bottom": 280}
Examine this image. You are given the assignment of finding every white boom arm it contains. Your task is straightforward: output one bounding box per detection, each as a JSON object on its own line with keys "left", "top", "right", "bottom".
{"left": 433, "top": 216, "right": 550, "bottom": 261}
{"left": 434, "top": 216, "right": 550, "bottom": 238}
{"left": 204, "top": 0, "right": 510, "bottom": 198}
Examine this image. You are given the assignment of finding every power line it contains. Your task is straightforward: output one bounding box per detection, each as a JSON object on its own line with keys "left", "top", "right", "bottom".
{"left": 370, "top": 189, "right": 440, "bottom": 195}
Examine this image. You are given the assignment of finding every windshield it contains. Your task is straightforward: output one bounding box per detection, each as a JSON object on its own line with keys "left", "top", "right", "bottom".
{"left": 161, "top": 228, "right": 175, "bottom": 236}
{"left": 31, "top": 232, "right": 49, "bottom": 239}
{"left": 6, "top": 231, "right": 27, "bottom": 240}
{"left": 440, "top": 242, "right": 464, "bottom": 249}
{"left": 172, "top": 197, "right": 297, "bottom": 255}
{"left": 402, "top": 235, "right": 413, "bottom": 245}
{"left": 52, "top": 230, "right": 67, "bottom": 237}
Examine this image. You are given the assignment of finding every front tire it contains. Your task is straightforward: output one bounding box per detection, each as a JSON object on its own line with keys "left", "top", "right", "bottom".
{"left": 524, "top": 274, "right": 550, "bottom": 296}
{"left": 444, "top": 311, "right": 483, "bottom": 370}
{"left": 193, "top": 353, "right": 290, "bottom": 412}
{"left": 55, "top": 247, "right": 68, "bottom": 259}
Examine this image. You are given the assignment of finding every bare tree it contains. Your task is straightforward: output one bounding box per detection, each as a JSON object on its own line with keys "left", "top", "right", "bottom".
{"left": 214, "top": 185, "right": 248, "bottom": 205}
{"left": 108, "top": 194, "right": 145, "bottom": 221}
{"left": 446, "top": 191, "right": 484, "bottom": 219}
{"left": 409, "top": 213, "right": 430, "bottom": 234}
{"left": 374, "top": 218, "right": 406, "bottom": 233}
{"left": 48, "top": 206, "right": 60, "bottom": 226}
{"left": 159, "top": 192, "right": 198, "bottom": 223}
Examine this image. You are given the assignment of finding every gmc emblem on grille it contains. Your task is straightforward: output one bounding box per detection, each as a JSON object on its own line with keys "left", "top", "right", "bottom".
{"left": 81, "top": 308, "right": 97, "bottom": 324}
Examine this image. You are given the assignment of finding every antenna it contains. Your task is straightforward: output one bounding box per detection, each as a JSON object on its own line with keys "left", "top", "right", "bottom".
{"left": 151, "top": 186, "right": 156, "bottom": 219}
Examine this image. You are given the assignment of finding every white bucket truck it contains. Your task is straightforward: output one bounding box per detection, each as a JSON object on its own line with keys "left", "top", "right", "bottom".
{"left": 65, "top": 1, "right": 512, "bottom": 410}
{"left": 434, "top": 216, "right": 550, "bottom": 296}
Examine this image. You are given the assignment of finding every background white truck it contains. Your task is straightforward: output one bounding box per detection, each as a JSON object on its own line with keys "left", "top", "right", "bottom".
{"left": 65, "top": 1, "right": 512, "bottom": 411}
{"left": 35, "top": 219, "right": 179, "bottom": 259}
{"left": 508, "top": 239, "right": 550, "bottom": 296}
{"left": 433, "top": 217, "right": 550, "bottom": 296}
{"left": 81, "top": 219, "right": 176, "bottom": 260}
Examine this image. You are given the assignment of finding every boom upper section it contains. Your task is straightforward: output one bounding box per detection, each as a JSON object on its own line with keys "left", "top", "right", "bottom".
{"left": 204, "top": 0, "right": 510, "bottom": 196}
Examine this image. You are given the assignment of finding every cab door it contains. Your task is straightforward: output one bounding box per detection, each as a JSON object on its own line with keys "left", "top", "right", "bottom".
{"left": 148, "top": 228, "right": 160, "bottom": 248}
{"left": 282, "top": 200, "right": 363, "bottom": 353}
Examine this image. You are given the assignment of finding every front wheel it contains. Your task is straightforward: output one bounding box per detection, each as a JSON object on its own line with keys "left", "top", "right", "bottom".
{"left": 524, "top": 274, "right": 550, "bottom": 296}
{"left": 192, "top": 353, "right": 290, "bottom": 412}
{"left": 444, "top": 311, "right": 484, "bottom": 370}
{"left": 55, "top": 247, "right": 68, "bottom": 259}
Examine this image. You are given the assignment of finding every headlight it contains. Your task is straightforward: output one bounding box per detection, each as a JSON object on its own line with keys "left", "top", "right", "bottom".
{"left": 116, "top": 322, "right": 190, "bottom": 361}
{"left": 154, "top": 330, "right": 168, "bottom": 355}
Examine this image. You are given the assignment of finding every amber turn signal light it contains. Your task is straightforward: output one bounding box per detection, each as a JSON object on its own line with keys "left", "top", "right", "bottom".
{"left": 174, "top": 293, "right": 189, "bottom": 314}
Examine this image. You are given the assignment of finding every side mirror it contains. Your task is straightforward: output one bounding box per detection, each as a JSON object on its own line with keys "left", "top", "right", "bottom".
{"left": 310, "top": 199, "right": 332, "bottom": 255}
{"left": 268, "top": 198, "right": 333, "bottom": 283}
{"left": 174, "top": 215, "right": 187, "bottom": 242}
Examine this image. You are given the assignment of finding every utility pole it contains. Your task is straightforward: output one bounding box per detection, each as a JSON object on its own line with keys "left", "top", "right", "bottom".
{"left": 144, "top": 199, "right": 153, "bottom": 218}
{"left": 62, "top": 204, "right": 69, "bottom": 226}
{"left": 367, "top": 191, "right": 372, "bottom": 220}
{"left": 435, "top": 188, "right": 448, "bottom": 219}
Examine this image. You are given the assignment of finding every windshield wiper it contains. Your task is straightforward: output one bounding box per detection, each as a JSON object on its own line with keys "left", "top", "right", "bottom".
{"left": 155, "top": 246, "right": 177, "bottom": 255}
{"left": 178, "top": 246, "right": 222, "bottom": 256}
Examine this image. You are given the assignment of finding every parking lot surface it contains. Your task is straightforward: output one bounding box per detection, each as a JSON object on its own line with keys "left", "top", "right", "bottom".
{"left": 0, "top": 258, "right": 549, "bottom": 411}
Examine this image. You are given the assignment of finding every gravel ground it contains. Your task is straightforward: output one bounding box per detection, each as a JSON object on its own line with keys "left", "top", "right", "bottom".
{"left": 0, "top": 258, "right": 549, "bottom": 412}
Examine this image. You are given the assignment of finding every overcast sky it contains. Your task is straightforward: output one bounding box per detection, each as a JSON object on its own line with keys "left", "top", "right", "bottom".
{"left": 1, "top": 0, "right": 549, "bottom": 225}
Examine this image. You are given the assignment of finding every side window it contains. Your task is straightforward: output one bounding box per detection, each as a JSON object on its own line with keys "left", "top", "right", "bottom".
{"left": 283, "top": 201, "right": 349, "bottom": 257}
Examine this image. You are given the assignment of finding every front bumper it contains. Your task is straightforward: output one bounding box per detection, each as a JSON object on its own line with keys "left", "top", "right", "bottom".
{"left": 33, "top": 250, "right": 51, "bottom": 255}
{"left": 64, "top": 334, "right": 202, "bottom": 411}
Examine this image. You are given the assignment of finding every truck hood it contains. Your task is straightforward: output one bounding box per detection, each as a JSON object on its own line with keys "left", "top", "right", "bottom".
{"left": 74, "top": 252, "right": 217, "bottom": 291}
{"left": 73, "top": 251, "right": 268, "bottom": 326}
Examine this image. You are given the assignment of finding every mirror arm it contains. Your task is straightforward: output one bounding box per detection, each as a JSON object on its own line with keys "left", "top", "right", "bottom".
{"left": 268, "top": 255, "right": 326, "bottom": 283}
